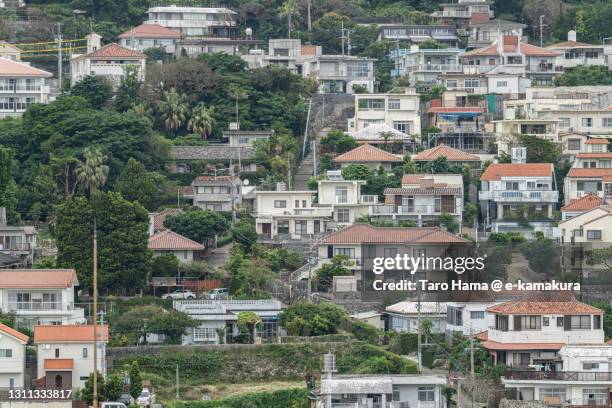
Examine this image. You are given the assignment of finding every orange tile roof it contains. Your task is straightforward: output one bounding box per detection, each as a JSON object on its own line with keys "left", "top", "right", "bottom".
{"left": 118, "top": 23, "right": 181, "bottom": 39}
{"left": 470, "top": 12, "right": 490, "bottom": 24}
{"left": 333, "top": 144, "right": 402, "bottom": 163}
{"left": 44, "top": 359, "right": 74, "bottom": 370}
{"left": 546, "top": 40, "right": 596, "bottom": 49}
{"left": 483, "top": 340, "right": 565, "bottom": 351}
{"left": 586, "top": 138, "right": 609, "bottom": 145}
{"left": 148, "top": 230, "right": 205, "bottom": 251}
{"left": 0, "top": 322, "right": 29, "bottom": 343}
{"left": 576, "top": 153, "right": 612, "bottom": 159}
{"left": 322, "top": 224, "right": 470, "bottom": 244}
{"left": 462, "top": 37, "right": 560, "bottom": 57}
{"left": 487, "top": 298, "right": 602, "bottom": 315}
{"left": 413, "top": 144, "right": 480, "bottom": 162}
{"left": 0, "top": 269, "right": 78, "bottom": 289}
{"left": 301, "top": 45, "right": 318, "bottom": 55}
{"left": 153, "top": 208, "right": 184, "bottom": 231}
{"left": 34, "top": 325, "right": 109, "bottom": 343}
{"left": 561, "top": 193, "right": 603, "bottom": 212}
{"left": 480, "top": 163, "right": 553, "bottom": 181}
{"left": 0, "top": 57, "right": 52, "bottom": 77}
{"left": 427, "top": 107, "right": 483, "bottom": 114}
{"left": 567, "top": 168, "right": 612, "bottom": 178}
{"left": 73, "top": 43, "right": 146, "bottom": 60}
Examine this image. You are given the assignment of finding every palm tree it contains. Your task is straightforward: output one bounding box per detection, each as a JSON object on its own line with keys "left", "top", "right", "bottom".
{"left": 227, "top": 85, "right": 248, "bottom": 128}
{"left": 75, "top": 147, "right": 109, "bottom": 195}
{"left": 279, "top": 0, "right": 300, "bottom": 38}
{"left": 380, "top": 131, "right": 394, "bottom": 151}
{"left": 188, "top": 103, "right": 215, "bottom": 139}
{"left": 159, "top": 88, "right": 189, "bottom": 134}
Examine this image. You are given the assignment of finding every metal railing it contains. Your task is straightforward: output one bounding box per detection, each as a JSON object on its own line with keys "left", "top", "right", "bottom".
{"left": 479, "top": 190, "right": 558, "bottom": 202}
{"left": 6, "top": 302, "right": 70, "bottom": 312}
{"left": 504, "top": 370, "right": 612, "bottom": 382}
{"left": 0, "top": 242, "right": 31, "bottom": 251}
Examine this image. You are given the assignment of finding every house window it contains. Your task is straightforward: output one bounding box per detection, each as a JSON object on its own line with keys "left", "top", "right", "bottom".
{"left": 358, "top": 98, "right": 385, "bottom": 110}
{"left": 193, "top": 326, "right": 217, "bottom": 341}
{"left": 295, "top": 220, "right": 307, "bottom": 235}
{"left": 496, "top": 81, "right": 508, "bottom": 87}
{"left": 518, "top": 353, "right": 531, "bottom": 366}
{"left": 392, "top": 384, "right": 400, "bottom": 401}
{"left": 559, "top": 118, "right": 571, "bottom": 129}
{"left": 393, "top": 121, "right": 410, "bottom": 133}
{"left": 335, "top": 186, "right": 348, "bottom": 203}
{"left": 337, "top": 208, "right": 350, "bottom": 223}
{"left": 582, "top": 117, "right": 593, "bottom": 127}
{"left": 543, "top": 317, "right": 549, "bottom": 327}
{"left": 470, "top": 311, "right": 485, "bottom": 319}
{"left": 572, "top": 229, "right": 583, "bottom": 237}
{"left": 603, "top": 118, "right": 612, "bottom": 127}
{"left": 274, "top": 200, "right": 287, "bottom": 208}
{"left": 519, "top": 315, "right": 541, "bottom": 330}
{"left": 570, "top": 315, "right": 591, "bottom": 329}
{"left": 464, "top": 78, "right": 480, "bottom": 88}
{"left": 295, "top": 200, "right": 300, "bottom": 208}
{"left": 434, "top": 196, "right": 441, "bottom": 212}
{"left": 557, "top": 316, "right": 564, "bottom": 327}
{"left": 594, "top": 315, "right": 601, "bottom": 329}
{"left": 540, "top": 388, "right": 566, "bottom": 403}
{"left": 587, "top": 230, "right": 602, "bottom": 240}
{"left": 0, "top": 349, "right": 12, "bottom": 357}
{"left": 334, "top": 247, "right": 355, "bottom": 258}
{"left": 446, "top": 80, "right": 458, "bottom": 88}
{"left": 238, "top": 137, "right": 250, "bottom": 144}
{"left": 384, "top": 247, "right": 397, "bottom": 258}
{"left": 567, "top": 138, "right": 580, "bottom": 150}
{"left": 388, "top": 99, "right": 400, "bottom": 110}
{"left": 54, "top": 348, "right": 59, "bottom": 358}
{"left": 583, "top": 362, "right": 600, "bottom": 370}
{"left": 583, "top": 389, "right": 607, "bottom": 406}
{"left": 418, "top": 386, "right": 435, "bottom": 401}
{"left": 577, "top": 181, "right": 602, "bottom": 192}
{"left": 82, "top": 347, "right": 87, "bottom": 358}
{"left": 278, "top": 220, "right": 289, "bottom": 234}
{"left": 505, "top": 181, "right": 519, "bottom": 190}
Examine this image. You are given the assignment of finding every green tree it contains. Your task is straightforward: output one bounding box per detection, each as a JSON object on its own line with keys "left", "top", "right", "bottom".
{"left": 0, "top": 146, "right": 18, "bottom": 222}
{"left": 115, "top": 158, "right": 158, "bottom": 210}
{"left": 75, "top": 147, "right": 110, "bottom": 195}
{"left": 438, "top": 213, "right": 459, "bottom": 233}
{"left": 151, "top": 253, "right": 180, "bottom": 277}
{"left": 554, "top": 65, "right": 612, "bottom": 86}
{"left": 592, "top": 301, "right": 612, "bottom": 339}
{"left": 424, "top": 156, "right": 451, "bottom": 173}
{"left": 320, "top": 130, "right": 358, "bottom": 154}
{"left": 54, "top": 192, "right": 151, "bottom": 294}
{"left": 232, "top": 258, "right": 275, "bottom": 298}
{"left": 159, "top": 88, "right": 189, "bottom": 134}
{"left": 341, "top": 164, "right": 373, "bottom": 181}
{"left": 102, "top": 374, "right": 124, "bottom": 402}
{"left": 315, "top": 255, "right": 353, "bottom": 291}
{"left": 418, "top": 39, "right": 448, "bottom": 49}
{"left": 148, "top": 310, "right": 198, "bottom": 344}
{"left": 518, "top": 134, "right": 560, "bottom": 163}
{"left": 227, "top": 85, "right": 249, "bottom": 127}
{"left": 231, "top": 219, "right": 258, "bottom": 251}
{"left": 164, "top": 210, "right": 230, "bottom": 244}
{"left": 70, "top": 75, "right": 112, "bottom": 109}
{"left": 279, "top": 302, "right": 347, "bottom": 336}
{"left": 143, "top": 47, "right": 166, "bottom": 62}
{"left": 80, "top": 371, "right": 104, "bottom": 405}
{"left": 129, "top": 361, "right": 143, "bottom": 399}
{"left": 188, "top": 103, "right": 215, "bottom": 139}
{"left": 237, "top": 311, "right": 263, "bottom": 343}
{"left": 279, "top": 0, "right": 300, "bottom": 38}
{"left": 115, "top": 65, "right": 142, "bottom": 112}
{"left": 520, "top": 233, "right": 559, "bottom": 275}
{"left": 403, "top": 154, "right": 418, "bottom": 174}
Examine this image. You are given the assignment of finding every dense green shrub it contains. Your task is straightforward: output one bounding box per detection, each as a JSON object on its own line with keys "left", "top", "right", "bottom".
{"left": 171, "top": 388, "right": 309, "bottom": 408}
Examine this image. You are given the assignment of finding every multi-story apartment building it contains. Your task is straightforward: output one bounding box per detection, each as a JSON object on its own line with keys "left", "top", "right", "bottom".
{"left": 0, "top": 323, "right": 28, "bottom": 389}
{"left": 144, "top": 5, "right": 237, "bottom": 38}
{"left": 118, "top": 23, "right": 181, "bottom": 54}
{"left": 370, "top": 174, "right": 464, "bottom": 227}
{"left": 461, "top": 36, "right": 560, "bottom": 86}
{"left": 467, "top": 18, "right": 526, "bottom": 49}
{"left": 431, "top": 0, "right": 494, "bottom": 30}
{"left": 377, "top": 24, "right": 459, "bottom": 48}
{"left": 0, "top": 56, "right": 52, "bottom": 118}
{"left": 255, "top": 191, "right": 334, "bottom": 240}
{"left": 0, "top": 269, "right": 85, "bottom": 329}
{"left": 190, "top": 175, "right": 242, "bottom": 211}
{"left": 347, "top": 89, "right": 421, "bottom": 135}
{"left": 0, "top": 207, "right": 37, "bottom": 267}
{"left": 546, "top": 31, "right": 607, "bottom": 71}
{"left": 479, "top": 293, "right": 604, "bottom": 371}
{"left": 70, "top": 33, "right": 146, "bottom": 85}
{"left": 391, "top": 46, "right": 462, "bottom": 84}
{"left": 479, "top": 163, "right": 559, "bottom": 238}
{"left": 317, "top": 175, "right": 378, "bottom": 227}
{"left": 332, "top": 144, "right": 403, "bottom": 171}
{"left": 502, "top": 344, "right": 612, "bottom": 406}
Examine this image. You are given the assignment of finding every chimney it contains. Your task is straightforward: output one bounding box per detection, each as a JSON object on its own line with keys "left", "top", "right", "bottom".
{"left": 86, "top": 33, "right": 102, "bottom": 53}
{"left": 0, "top": 207, "right": 6, "bottom": 226}
{"left": 568, "top": 30, "right": 577, "bottom": 42}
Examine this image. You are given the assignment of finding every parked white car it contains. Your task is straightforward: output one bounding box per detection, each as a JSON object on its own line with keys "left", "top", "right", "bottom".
{"left": 101, "top": 402, "right": 127, "bottom": 408}
{"left": 161, "top": 289, "right": 196, "bottom": 300}
{"left": 206, "top": 288, "right": 230, "bottom": 300}
{"left": 137, "top": 388, "right": 155, "bottom": 407}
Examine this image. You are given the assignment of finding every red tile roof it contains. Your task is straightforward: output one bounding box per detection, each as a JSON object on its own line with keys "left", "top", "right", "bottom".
{"left": 148, "top": 230, "right": 205, "bottom": 251}
{"left": 561, "top": 193, "right": 603, "bottom": 212}
{"left": 576, "top": 153, "right": 612, "bottom": 159}
{"left": 427, "top": 106, "right": 483, "bottom": 114}
{"left": 34, "top": 325, "right": 109, "bottom": 343}
{"left": 586, "top": 139, "right": 609, "bottom": 145}
{"left": 153, "top": 208, "right": 184, "bottom": 231}
{"left": 483, "top": 340, "right": 565, "bottom": 351}
{"left": 487, "top": 298, "right": 603, "bottom": 315}
{"left": 118, "top": 23, "right": 181, "bottom": 39}
{"left": 566, "top": 168, "right": 612, "bottom": 178}
{"left": 301, "top": 45, "right": 318, "bottom": 55}
{"left": 322, "top": 224, "right": 469, "bottom": 244}
{"left": 333, "top": 144, "right": 402, "bottom": 163}
{"left": 546, "top": 40, "right": 596, "bottom": 49}
{"left": 462, "top": 36, "right": 560, "bottom": 57}
{"left": 0, "top": 322, "right": 29, "bottom": 343}
{"left": 0, "top": 269, "right": 78, "bottom": 289}
{"left": 480, "top": 163, "right": 553, "bottom": 181}
{"left": 413, "top": 144, "right": 480, "bottom": 162}
{"left": 470, "top": 12, "right": 490, "bottom": 24}
{"left": 0, "top": 57, "right": 52, "bottom": 77}
{"left": 44, "top": 359, "right": 74, "bottom": 370}
{"left": 73, "top": 43, "right": 146, "bottom": 60}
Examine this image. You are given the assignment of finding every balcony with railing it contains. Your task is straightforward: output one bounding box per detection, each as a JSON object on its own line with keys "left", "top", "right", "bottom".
{"left": 370, "top": 204, "right": 460, "bottom": 216}
{"left": 360, "top": 195, "right": 378, "bottom": 204}
{"left": 4, "top": 301, "right": 75, "bottom": 314}
{"left": 0, "top": 242, "right": 32, "bottom": 251}
{"left": 504, "top": 370, "right": 612, "bottom": 382}
{"left": 405, "top": 63, "right": 462, "bottom": 73}
{"left": 479, "top": 190, "right": 559, "bottom": 202}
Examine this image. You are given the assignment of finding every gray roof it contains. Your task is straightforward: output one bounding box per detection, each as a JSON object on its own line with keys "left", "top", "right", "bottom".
{"left": 384, "top": 187, "right": 463, "bottom": 195}
{"left": 171, "top": 145, "right": 255, "bottom": 161}
{"left": 469, "top": 19, "right": 527, "bottom": 28}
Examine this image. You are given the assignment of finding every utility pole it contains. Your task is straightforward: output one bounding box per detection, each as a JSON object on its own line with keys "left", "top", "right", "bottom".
{"left": 98, "top": 310, "right": 106, "bottom": 376}
{"left": 287, "top": 153, "right": 291, "bottom": 190}
{"left": 175, "top": 364, "right": 179, "bottom": 400}
{"left": 539, "top": 15, "right": 546, "bottom": 48}
{"left": 56, "top": 23, "right": 62, "bottom": 89}
{"left": 230, "top": 159, "right": 236, "bottom": 223}
{"left": 311, "top": 140, "right": 317, "bottom": 177}
{"left": 416, "top": 285, "right": 422, "bottom": 373}
{"left": 469, "top": 327, "right": 475, "bottom": 408}
{"left": 92, "top": 218, "right": 98, "bottom": 408}
{"left": 340, "top": 21, "right": 345, "bottom": 56}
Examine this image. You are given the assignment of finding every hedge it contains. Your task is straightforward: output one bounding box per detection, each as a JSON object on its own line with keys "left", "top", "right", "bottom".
{"left": 171, "top": 388, "right": 308, "bottom": 408}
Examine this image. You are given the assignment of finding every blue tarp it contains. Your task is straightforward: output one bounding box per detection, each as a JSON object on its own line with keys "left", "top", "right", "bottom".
{"left": 439, "top": 112, "right": 481, "bottom": 120}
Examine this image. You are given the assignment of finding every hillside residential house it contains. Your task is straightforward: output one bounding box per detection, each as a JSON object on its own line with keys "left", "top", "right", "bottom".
{"left": 169, "top": 145, "right": 255, "bottom": 174}
{"left": 460, "top": 36, "right": 560, "bottom": 86}
{"left": 412, "top": 144, "right": 482, "bottom": 169}
{"left": 316, "top": 373, "right": 448, "bottom": 408}
{"left": 144, "top": 5, "right": 237, "bottom": 38}
{"left": 559, "top": 133, "right": 608, "bottom": 157}
{"left": 0, "top": 57, "right": 52, "bottom": 117}
{"left": 347, "top": 90, "right": 421, "bottom": 135}
{"left": 560, "top": 193, "right": 602, "bottom": 221}
{"left": 312, "top": 224, "right": 472, "bottom": 300}
{"left": 563, "top": 168, "right": 612, "bottom": 205}
{"left": 391, "top": 46, "right": 462, "bottom": 83}
{"left": 426, "top": 104, "right": 495, "bottom": 154}
{"left": 0, "top": 208, "right": 37, "bottom": 267}
{"left": 70, "top": 33, "right": 146, "bottom": 85}
{"left": 493, "top": 118, "right": 559, "bottom": 155}
{"left": 378, "top": 24, "right": 459, "bottom": 48}
{"left": 0, "top": 42, "right": 22, "bottom": 60}
{"left": 332, "top": 144, "right": 403, "bottom": 171}
{"left": 467, "top": 18, "right": 526, "bottom": 49}
{"left": 385, "top": 301, "right": 447, "bottom": 333}
{"left": 118, "top": 23, "right": 181, "bottom": 54}
{"left": 34, "top": 325, "right": 108, "bottom": 391}
{"left": 502, "top": 344, "right": 612, "bottom": 406}
{"left": 546, "top": 31, "right": 607, "bottom": 71}
{"left": 148, "top": 208, "right": 184, "bottom": 234}
{"left": 0, "top": 323, "right": 28, "bottom": 389}
{"left": 371, "top": 173, "right": 464, "bottom": 226}
{"left": 255, "top": 191, "right": 334, "bottom": 240}
{"left": 191, "top": 175, "right": 242, "bottom": 211}
{"left": 148, "top": 230, "right": 205, "bottom": 263}
{"left": 174, "top": 299, "right": 282, "bottom": 344}
{"left": 348, "top": 124, "right": 412, "bottom": 151}
{"left": 479, "top": 163, "right": 559, "bottom": 238}
{"left": 242, "top": 39, "right": 319, "bottom": 73}
{"left": 431, "top": 0, "right": 494, "bottom": 30}
{"left": 223, "top": 129, "right": 273, "bottom": 147}
{"left": 478, "top": 293, "right": 604, "bottom": 370}
{"left": 0, "top": 269, "right": 85, "bottom": 329}
{"left": 317, "top": 176, "right": 376, "bottom": 226}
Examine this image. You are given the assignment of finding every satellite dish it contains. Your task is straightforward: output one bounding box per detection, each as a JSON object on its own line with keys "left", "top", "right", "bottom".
{"left": 243, "top": 179, "right": 250, "bottom": 186}
{"left": 245, "top": 27, "right": 253, "bottom": 39}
